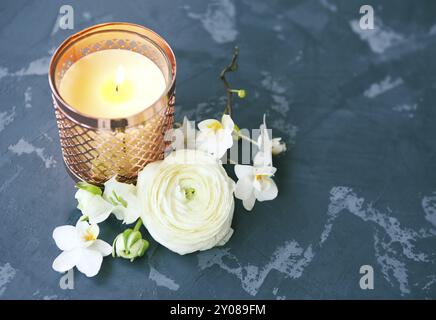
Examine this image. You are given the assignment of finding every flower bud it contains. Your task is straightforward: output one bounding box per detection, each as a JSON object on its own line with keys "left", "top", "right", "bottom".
{"left": 237, "top": 89, "right": 246, "bottom": 98}
{"left": 272, "top": 137, "right": 287, "bottom": 155}
{"left": 113, "top": 228, "right": 149, "bottom": 262}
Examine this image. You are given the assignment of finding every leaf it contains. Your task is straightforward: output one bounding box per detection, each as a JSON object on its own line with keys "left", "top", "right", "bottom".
{"left": 75, "top": 181, "right": 102, "bottom": 196}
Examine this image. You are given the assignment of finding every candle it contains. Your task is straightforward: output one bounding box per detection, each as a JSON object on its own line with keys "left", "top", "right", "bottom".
{"left": 59, "top": 49, "right": 166, "bottom": 119}
{"left": 49, "top": 23, "right": 176, "bottom": 185}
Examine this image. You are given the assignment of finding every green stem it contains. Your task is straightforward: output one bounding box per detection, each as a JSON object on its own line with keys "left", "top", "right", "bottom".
{"left": 133, "top": 218, "right": 143, "bottom": 232}
{"left": 234, "top": 130, "right": 259, "bottom": 146}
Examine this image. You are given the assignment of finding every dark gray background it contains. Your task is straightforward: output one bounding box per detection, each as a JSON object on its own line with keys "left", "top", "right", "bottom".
{"left": 1, "top": 0, "right": 436, "bottom": 299}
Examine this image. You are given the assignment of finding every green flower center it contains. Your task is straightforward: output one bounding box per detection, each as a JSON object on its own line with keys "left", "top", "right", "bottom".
{"left": 183, "top": 187, "right": 196, "bottom": 201}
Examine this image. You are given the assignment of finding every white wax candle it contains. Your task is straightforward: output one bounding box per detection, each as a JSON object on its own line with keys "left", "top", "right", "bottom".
{"left": 59, "top": 49, "right": 166, "bottom": 119}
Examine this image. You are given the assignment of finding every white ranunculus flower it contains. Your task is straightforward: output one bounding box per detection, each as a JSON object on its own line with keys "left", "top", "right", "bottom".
{"left": 137, "top": 149, "right": 235, "bottom": 255}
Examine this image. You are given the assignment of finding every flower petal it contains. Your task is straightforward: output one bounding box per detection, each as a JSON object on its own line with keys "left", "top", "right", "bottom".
{"left": 52, "top": 248, "right": 81, "bottom": 273}
{"left": 122, "top": 194, "right": 142, "bottom": 224}
{"left": 234, "top": 165, "right": 254, "bottom": 180}
{"left": 242, "top": 193, "right": 256, "bottom": 211}
{"left": 221, "top": 114, "right": 234, "bottom": 131}
{"left": 255, "top": 166, "right": 277, "bottom": 176}
{"left": 76, "top": 221, "right": 99, "bottom": 243}
{"left": 103, "top": 177, "right": 142, "bottom": 224}
{"left": 76, "top": 248, "right": 103, "bottom": 277}
{"left": 253, "top": 151, "right": 272, "bottom": 167}
{"left": 198, "top": 119, "right": 220, "bottom": 132}
{"left": 235, "top": 177, "right": 254, "bottom": 200}
{"left": 76, "top": 189, "right": 114, "bottom": 224}
{"left": 52, "top": 225, "right": 79, "bottom": 251}
{"left": 103, "top": 176, "right": 136, "bottom": 203}
{"left": 89, "top": 239, "right": 112, "bottom": 257}
{"left": 255, "top": 178, "right": 278, "bottom": 201}
{"left": 217, "top": 227, "right": 234, "bottom": 246}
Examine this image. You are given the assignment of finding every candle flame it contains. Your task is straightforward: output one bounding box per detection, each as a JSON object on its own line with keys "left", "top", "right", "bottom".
{"left": 115, "top": 65, "right": 125, "bottom": 92}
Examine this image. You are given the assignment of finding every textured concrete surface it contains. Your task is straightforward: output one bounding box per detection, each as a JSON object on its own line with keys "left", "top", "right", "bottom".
{"left": 1, "top": 0, "right": 436, "bottom": 299}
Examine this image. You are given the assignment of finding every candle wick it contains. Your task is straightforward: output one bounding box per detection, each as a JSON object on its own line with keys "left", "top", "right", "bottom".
{"left": 116, "top": 85, "right": 119, "bottom": 92}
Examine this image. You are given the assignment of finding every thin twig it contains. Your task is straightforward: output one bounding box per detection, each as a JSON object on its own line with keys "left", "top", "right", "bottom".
{"left": 220, "top": 47, "right": 239, "bottom": 117}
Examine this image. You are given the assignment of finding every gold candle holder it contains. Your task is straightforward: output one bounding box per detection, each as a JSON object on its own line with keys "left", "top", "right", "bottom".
{"left": 48, "top": 23, "right": 176, "bottom": 185}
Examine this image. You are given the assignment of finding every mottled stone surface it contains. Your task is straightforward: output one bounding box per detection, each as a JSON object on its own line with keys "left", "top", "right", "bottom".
{"left": 1, "top": 0, "right": 436, "bottom": 299}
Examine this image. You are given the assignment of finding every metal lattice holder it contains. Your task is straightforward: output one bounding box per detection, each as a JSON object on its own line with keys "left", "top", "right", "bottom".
{"left": 49, "top": 23, "right": 176, "bottom": 185}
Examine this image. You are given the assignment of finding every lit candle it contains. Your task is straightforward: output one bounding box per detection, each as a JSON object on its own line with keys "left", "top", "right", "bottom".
{"left": 59, "top": 49, "right": 166, "bottom": 119}
{"left": 50, "top": 23, "right": 176, "bottom": 184}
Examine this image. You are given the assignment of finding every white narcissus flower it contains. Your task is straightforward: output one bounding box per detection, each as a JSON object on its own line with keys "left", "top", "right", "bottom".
{"left": 254, "top": 115, "right": 287, "bottom": 166}
{"left": 103, "top": 177, "right": 141, "bottom": 225}
{"left": 171, "top": 116, "right": 197, "bottom": 151}
{"left": 52, "top": 221, "right": 112, "bottom": 277}
{"left": 75, "top": 178, "right": 141, "bottom": 225}
{"left": 196, "top": 114, "right": 234, "bottom": 159}
{"left": 234, "top": 165, "right": 278, "bottom": 211}
{"left": 137, "top": 149, "right": 235, "bottom": 255}
{"left": 75, "top": 188, "right": 114, "bottom": 224}
{"left": 254, "top": 115, "right": 273, "bottom": 167}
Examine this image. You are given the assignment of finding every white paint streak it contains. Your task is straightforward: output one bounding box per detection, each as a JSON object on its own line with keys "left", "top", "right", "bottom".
{"left": 198, "top": 242, "right": 314, "bottom": 296}
{"left": 350, "top": 19, "right": 404, "bottom": 54}
{"left": 273, "top": 25, "right": 285, "bottom": 41}
{"left": 272, "top": 287, "right": 286, "bottom": 300}
{"left": 24, "top": 87, "right": 32, "bottom": 108}
{"left": 198, "top": 186, "right": 433, "bottom": 296}
{"left": 364, "top": 76, "right": 403, "bottom": 98}
{"left": 8, "top": 138, "right": 56, "bottom": 168}
{"left": 319, "top": 0, "right": 337, "bottom": 12}
{"left": 271, "top": 119, "right": 298, "bottom": 144}
{"left": 326, "top": 187, "right": 427, "bottom": 262}
{"left": 82, "top": 11, "right": 92, "bottom": 20}
{"left": 149, "top": 266, "right": 180, "bottom": 291}
{"left": 43, "top": 133, "right": 53, "bottom": 142}
{"left": 422, "top": 276, "right": 436, "bottom": 291}
{"left": 261, "top": 71, "right": 291, "bottom": 118}
{"left": 14, "top": 57, "right": 51, "bottom": 76}
{"left": 392, "top": 104, "right": 417, "bottom": 118}
{"left": 51, "top": 15, "right": 61, "bottom": 36}
{"left": 186, "top": 0, "right": 238, "bottom": 44}
{"left": 319, "top": 186, "right": 361, "bottom": 245}
{"left": 0, "top": 67, "right": 8, "bottom": 80}
{"left": 0, "top": 166, "right": 23, "bottom": 194}
{"left": 374, "top": 232, "right": 410, "bottom": 295}
{"left": 323, "top": 187, "right": 435, "bottom": 295}
{"left": 0, "top": 263, "right": 16, "bottom": 296}
{"left": 261, "top": 71, "right": 286, "bottom": 94}
{"left": 271, "top": 95, "right": 290, "bottom": 117}
{"left": 422, "top": 193, "right": 436, "bottom": 227}
{"left": 0, "top": 106, "right": 16, "bottom": 133}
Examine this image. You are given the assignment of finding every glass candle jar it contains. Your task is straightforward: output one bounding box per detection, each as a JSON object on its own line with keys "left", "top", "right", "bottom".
{"left": 48, "top": 22, "right": 176, "bottom": 185}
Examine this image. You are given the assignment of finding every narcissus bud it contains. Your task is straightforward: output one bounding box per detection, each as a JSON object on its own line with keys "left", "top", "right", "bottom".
{"left": 230, "top": 89, "right": 246, "bottom": 98}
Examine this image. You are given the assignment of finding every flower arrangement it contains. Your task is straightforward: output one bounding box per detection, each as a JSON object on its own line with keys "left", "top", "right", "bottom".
{"left": 52, "top": 48, "right": 287, "bottom": 277}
